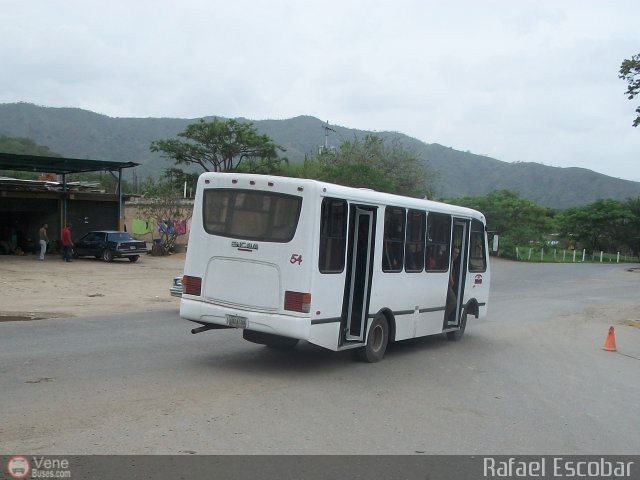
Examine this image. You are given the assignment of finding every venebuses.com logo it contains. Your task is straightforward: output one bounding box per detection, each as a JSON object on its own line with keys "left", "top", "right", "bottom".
{"left": 6, "top": 456, "right": 71, "bottom": 479}
{"left": 6, "top": 456, "right": 30, "bottom": 479}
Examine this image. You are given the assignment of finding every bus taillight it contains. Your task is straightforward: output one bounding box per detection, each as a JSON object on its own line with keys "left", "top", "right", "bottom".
{"left": 183, "top": 275, "right": 202, "bottom": 296}
{"left": 284, "top": 291, "right": 311, "bottom": 313}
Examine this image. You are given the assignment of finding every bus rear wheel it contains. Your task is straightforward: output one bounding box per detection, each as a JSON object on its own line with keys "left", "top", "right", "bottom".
{"left": 357, "top": 314, "right": 389, "bottom": 363}
{"left": 446, "top": 308, "right": 468, "bottom": 341}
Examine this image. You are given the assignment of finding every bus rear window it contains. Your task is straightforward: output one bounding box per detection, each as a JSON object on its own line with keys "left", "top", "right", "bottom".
{"left": 202, "top": 189, "right": 302, "bottom": 242}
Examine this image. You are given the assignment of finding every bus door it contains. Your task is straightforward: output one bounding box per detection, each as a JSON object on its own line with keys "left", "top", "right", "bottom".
{"left": 342, "top": 206, "right": 376, "bottom": 343}
{"left": 445, "top": 219, "right": 469, "bottom": 327}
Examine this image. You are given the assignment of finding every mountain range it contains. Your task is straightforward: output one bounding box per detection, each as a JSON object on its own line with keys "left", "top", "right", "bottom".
{"left": 1, "top": 102, "right": 638, "bottom": 209}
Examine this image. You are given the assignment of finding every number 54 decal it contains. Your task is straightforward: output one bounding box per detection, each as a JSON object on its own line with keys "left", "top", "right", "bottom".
{"left": 290, "top": 254, "right": 303, "bottom": 265}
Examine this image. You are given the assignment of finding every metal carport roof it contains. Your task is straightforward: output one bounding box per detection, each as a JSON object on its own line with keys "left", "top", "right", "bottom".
{"left": 0, "top": 152, "right": 138, "bottom": 174}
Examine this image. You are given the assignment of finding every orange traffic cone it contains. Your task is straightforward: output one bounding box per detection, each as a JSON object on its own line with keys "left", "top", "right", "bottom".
{"left": 603, "top": 326, "right": 617, "bottom": 352}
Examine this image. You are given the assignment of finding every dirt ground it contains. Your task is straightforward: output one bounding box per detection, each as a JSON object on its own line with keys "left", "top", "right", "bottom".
{"left": 0, "top": 251, "right": 185, "bottom": 320}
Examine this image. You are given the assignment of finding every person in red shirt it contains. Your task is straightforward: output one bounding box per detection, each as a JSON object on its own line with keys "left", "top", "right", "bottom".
{"left": 62, "top": 223, "right": 74, "bottom": 262}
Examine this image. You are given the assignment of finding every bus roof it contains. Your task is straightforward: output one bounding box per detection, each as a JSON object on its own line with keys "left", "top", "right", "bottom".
{"left": 198, "top": 172, "right": 486, "bottom": 223}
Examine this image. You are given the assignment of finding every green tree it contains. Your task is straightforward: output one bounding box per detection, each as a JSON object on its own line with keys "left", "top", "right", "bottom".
{"left": 556, "top": 199, "right": 633, "bottom": 253}
{"left": 298, "top": 135, "right": 437, "bottom": 198}
{"left": 0, "top": 134, "right": 59, "bottom": 157}
{"left": 619, "top": 53, "right": 640, "bottom": 127}
{"left": 622, "top": 197, "right": 640, "bottom": 259}
{"left": 450, "top": 190, "right": 553, "bottom": 256}
{"left": 0, "top": 135, "right": 59, "bottom": 180}
{"left": 162, "top": 168, "right": 199, "bottom": 196}
{"left": 236, "top": 156, "right": 289, "bottom": 175}
{"left": 150, "top": 118, "right": 285, "bottom": 172}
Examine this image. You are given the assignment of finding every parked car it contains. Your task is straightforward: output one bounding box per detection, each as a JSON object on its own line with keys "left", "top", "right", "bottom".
{"left": 170, "top": 276, "right": 183, "bottom": 297}
{"left": 74, "top": 230, "right": 148, "bottom": 262}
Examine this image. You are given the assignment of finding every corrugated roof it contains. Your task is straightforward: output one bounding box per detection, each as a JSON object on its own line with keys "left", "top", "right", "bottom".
{"left": 0, "top": 152, "right": 139, "bottom": 174}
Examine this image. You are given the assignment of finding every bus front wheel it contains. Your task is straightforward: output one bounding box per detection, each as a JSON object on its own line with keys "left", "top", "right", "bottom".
{"left": 358, "top": 314, "right": 389, "bottom": 363}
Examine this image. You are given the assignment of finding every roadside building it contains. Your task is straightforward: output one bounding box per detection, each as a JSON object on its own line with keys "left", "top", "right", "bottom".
{"left": 0, "top": 152, "right": 137, "bottom": 255}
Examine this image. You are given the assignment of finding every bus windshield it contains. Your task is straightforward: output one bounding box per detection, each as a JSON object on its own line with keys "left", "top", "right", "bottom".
{"left": 202, "top": 189, "right": 302, "bottom": 242}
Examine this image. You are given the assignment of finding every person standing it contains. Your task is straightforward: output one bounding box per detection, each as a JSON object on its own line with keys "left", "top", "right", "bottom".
{"left": 62, "top": 223, "right": 74, "bottom": 262}
{"left": 38, "top": 223, "right": 49, "bottom": 260}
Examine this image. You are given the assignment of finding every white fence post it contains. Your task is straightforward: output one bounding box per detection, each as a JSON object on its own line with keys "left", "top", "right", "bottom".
{"left": 617, "top": 252, "right": 620, "bottom": 263}
{"left": 582, "top": 249, "right": 586, "bottom": 262}
{"left": 573, "top": 250, "right": 576, "bottom": 262}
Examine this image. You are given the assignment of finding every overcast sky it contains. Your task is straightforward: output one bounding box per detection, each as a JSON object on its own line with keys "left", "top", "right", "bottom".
{"left": 1, "top": 0, "right": 639, "bottom": 181}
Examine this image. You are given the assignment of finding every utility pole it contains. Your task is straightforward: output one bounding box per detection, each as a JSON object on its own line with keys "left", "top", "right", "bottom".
{"left": 322, "top": 121, "right": 336, "bottom": 153}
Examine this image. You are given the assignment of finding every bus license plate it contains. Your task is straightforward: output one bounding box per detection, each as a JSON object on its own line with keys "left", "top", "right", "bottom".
{"left": 226, "top": 314, "right": 247, "bottom": 329}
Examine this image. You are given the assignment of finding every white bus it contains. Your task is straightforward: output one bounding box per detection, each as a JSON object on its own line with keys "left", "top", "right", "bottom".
{"left": 180, "top": 172, "right": 490, "bottom": 362}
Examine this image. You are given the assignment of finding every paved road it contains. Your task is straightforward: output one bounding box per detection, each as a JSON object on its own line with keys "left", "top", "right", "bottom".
{"left": 1, "top": 259, "right": 639, "bottom": 454}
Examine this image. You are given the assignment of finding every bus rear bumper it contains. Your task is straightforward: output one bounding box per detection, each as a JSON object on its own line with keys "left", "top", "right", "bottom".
{"left": 180, "top": 297, "right": 311, "bottom": 341}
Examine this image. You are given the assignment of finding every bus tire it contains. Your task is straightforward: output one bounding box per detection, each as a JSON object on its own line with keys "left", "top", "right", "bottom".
{"left": 446, "top": 308, "right": 468, "bottom": 341}
{"left": 357, "top": 314, "right": 389, "bottom": 363}
{"left": 242, "top": 330, "right": 299, "bottom": 349}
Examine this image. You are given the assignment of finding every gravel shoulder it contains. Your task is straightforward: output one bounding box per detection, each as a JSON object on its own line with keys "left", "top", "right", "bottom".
{"left": 0, "top": 252, "right": 184, "bottom": 320}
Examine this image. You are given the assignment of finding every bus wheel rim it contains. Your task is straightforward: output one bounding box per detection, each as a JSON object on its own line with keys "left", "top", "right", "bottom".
{"left": 371, "top": 324, "right": 384, "bottom": 351}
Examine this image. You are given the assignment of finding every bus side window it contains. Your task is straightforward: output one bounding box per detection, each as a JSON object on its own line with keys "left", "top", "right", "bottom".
{"left": 405, "top": 210, "right": 425, "bottom": 272}
{"left": 425, "top": 213, "right": 451, "bottom": 272}
{"left": 319, "top": 198, "right": 347, "bottom": 274}
{"left": 382, "top": 207, "right": 405, "bottom": 272}
{"left": 468, "top": 219, "right": 487, "bottom": 272}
